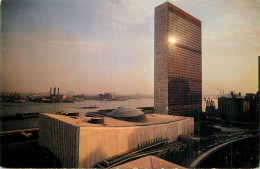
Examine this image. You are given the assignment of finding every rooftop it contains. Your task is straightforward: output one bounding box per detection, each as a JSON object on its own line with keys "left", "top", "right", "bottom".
{"left": 114, "top": 155, "right": 185, "bottom": 169}
{"left": 155, "top": 1, "right": 201, "bottom": 23}
{"left": 41, "top": 113, "right": 191, "bottom": 128}
{"left": 107, "top": 108, "right": 144, "bottom": 118}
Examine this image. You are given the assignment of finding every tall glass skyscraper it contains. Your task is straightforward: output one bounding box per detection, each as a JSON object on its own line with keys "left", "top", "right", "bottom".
{"left": 154, "top": 2, "right": 202, "bottom": 115}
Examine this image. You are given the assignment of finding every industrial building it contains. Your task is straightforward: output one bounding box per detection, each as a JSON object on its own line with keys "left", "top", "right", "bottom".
{"left": 47, "top": 87, "right": 61, "bottom": 103}
{"left": 38, "top": 108, "right": 194, "bottom": 168}
{"left": 154, "top": 2, "right": 202, "bottom": 115}
{"left": 98, "top": 92, "right": 116, "bottom": 100}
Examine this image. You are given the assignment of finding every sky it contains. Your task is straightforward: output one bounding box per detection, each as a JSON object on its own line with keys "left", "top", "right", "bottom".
{"left": 1, "top": 0, "right": 260, "bottom": 95}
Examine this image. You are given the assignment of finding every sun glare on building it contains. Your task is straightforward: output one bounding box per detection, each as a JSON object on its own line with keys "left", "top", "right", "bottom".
{"left": 168, "top": 37, "right": 176, "bottom": 44}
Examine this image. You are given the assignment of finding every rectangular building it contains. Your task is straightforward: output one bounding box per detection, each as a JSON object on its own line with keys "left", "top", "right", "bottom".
{"left": 154, "top": 2, "right": 202, "bottom": 115}
{"left": 39, "top": 113, "right": 193, "bottom": 168}
{"left": 218, "top": 96, "right": 250, "bottom": 122}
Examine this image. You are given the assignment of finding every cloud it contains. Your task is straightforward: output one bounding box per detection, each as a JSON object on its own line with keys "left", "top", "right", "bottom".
{"left": 102, "top": 0, "right": 158, "bottom": 31}
{"left": 45, "top": 40, "right": 105, "bottom": 56}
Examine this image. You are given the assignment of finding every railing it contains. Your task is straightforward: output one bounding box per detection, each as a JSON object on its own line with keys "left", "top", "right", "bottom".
{"left": 96, "top": 137, "right": 169, "bottom": 168}
{"left": 0, "top": 128, "right": 39, "bottom": 135}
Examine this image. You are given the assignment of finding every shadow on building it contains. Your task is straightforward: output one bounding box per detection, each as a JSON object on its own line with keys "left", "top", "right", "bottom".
{"left": 168, "top": 76, "right": 202, "bottom": 119}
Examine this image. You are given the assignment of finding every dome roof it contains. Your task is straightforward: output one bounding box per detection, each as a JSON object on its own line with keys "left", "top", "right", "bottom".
{"left": 107, "top": 108, "right": 144, "bottom": 118}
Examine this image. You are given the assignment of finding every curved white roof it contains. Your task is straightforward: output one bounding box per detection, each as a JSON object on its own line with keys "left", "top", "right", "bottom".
{"left": 107, "top": 108, "right": 144, "bottom": 118}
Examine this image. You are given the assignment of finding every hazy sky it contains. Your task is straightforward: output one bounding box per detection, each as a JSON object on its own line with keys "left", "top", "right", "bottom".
{"left": 1, "top": 0, "right": 260, "bottom": 95}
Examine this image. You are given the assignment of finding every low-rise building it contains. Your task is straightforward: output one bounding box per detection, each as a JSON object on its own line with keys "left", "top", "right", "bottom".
{"left": 39, "top": 108, "right": 194, "bottom": 168}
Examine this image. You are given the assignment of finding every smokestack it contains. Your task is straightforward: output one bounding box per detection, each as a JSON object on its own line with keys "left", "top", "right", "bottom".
{"left": 50, "top": 87, "right": 52, "bottom": 96}
{"left": 58, "top": 87, "right": 59, "bottom": 96}
{"left": 54, "top": 87, "right": 56, "bottom": 95}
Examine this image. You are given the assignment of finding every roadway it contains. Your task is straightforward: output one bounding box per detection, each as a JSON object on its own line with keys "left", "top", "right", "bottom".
{"left": 189, "top": 135, "right": 254, "bottom": 168}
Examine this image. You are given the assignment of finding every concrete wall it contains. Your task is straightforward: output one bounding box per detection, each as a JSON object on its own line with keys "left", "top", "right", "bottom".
{"left": 154, "top": 2, "right": 169, "bottom": 114}
{"left": 38, "top": 114, "right": 79, "bottom": 168}
{"left": 78, "top": 118, "right": 194, "bottom": 168}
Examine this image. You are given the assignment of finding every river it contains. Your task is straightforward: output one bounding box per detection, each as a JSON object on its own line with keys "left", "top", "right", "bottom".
{"left": 0, "top": 98, "right": 153, "bottom": 116}
{"left": 0, "top": 98, "right": 216, "bottom": 131}
{"left": 0, "top": 99, "right": 153, "bottom": 131}
{"left": 1, "top": 98, "right": 216, "bottom": 116}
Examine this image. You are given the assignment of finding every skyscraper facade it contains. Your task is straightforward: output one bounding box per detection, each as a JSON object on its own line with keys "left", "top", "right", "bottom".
{"left": 154, "top": 2, "right": 202, "bottom": 115}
